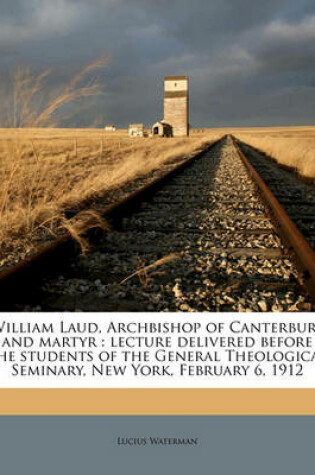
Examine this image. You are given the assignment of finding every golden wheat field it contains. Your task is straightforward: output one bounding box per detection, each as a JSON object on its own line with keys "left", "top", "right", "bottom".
{"left": 231, "top": 126, "right": 315, "bottom": 179}
{"left": 0, "top": 127, "right": 221, "bottom": 266}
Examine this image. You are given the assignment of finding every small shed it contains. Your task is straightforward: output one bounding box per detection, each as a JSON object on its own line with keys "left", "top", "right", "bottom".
{"left": 152, "top": 121, "right": 172, "bottom": 137}
{"left": 129, "top": 123, "right": 145, "bottom": 137}
{"left": 104, "top": 125, "right": 117, "bottom": 132}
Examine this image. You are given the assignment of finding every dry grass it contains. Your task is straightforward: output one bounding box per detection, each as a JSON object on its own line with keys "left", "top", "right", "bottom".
{"left": 0, "top": 127, "right": 221, "bottom": 265}
{"left": 1, "top": 58, "right": 107, "bottom": 128}
{"left": 120, "top": 253, "right": 180, "bottom": 288}
{"left": 232, "top": 126, "right": 315, "bottom": 179}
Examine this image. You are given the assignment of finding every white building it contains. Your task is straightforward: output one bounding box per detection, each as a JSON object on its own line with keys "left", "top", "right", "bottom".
{"left": 129, "top": 123, "right": 145, "bottom": 137}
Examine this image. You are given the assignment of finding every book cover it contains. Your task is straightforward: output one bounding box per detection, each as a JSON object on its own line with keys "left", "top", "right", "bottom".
{"left": 0, "top": 1, "right": 315, "bottom": 474}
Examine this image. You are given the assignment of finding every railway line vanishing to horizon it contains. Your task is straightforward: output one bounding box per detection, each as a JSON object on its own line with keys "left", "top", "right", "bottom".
{"left": 1, "top": 134, "right": 315, "bottom": 312}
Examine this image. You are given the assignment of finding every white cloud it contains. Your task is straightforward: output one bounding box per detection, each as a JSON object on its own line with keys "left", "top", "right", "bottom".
{"left": 0, "top": 0, "right": 83, "bottom": 45}
{"left": 264, "top": 14, "right": 315, "bottom": 42}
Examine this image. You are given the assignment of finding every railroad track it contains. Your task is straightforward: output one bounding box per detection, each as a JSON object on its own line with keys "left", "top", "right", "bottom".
{"left": 1, "top": 135, "right": 315, "bottom": 312}
{"left": 236, "top": 138, "right": 315, "bottom": 251}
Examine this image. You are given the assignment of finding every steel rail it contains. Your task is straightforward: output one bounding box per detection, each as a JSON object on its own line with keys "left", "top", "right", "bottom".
{"left": 0, "top": 137, "right": 223, "bottom": 310}
{"left": 231, "top": 135, "right": 315, "bottom": 299}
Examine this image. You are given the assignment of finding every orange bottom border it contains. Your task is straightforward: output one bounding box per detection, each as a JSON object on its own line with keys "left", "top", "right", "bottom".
{"left": 0, "top": 389, "right": 314, "bottom": 415}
